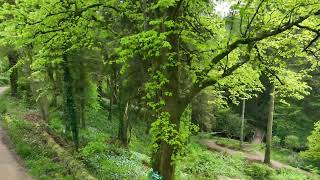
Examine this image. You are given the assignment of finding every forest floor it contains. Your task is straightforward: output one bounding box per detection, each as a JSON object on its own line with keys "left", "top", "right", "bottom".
{"left": 0, "top": 87, "right": 31, "bottom": 180}
{"left": 200, "top": 139, "right": 288, "bottom": 169}
{"left": 200, "top": 138, "right": 318, "bottom": 178}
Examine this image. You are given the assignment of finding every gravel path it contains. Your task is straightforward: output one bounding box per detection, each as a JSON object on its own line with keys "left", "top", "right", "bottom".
{"left": 0, "top": 87, "right": 32, "bottom": 180}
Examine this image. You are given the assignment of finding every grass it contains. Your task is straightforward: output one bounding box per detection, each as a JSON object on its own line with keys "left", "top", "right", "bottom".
{"left": 176, "top": 140, "right": 250, "bottom": 179}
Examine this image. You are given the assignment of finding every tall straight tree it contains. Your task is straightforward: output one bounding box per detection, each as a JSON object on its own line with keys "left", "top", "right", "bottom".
{"left": 264, "top": 83, "right": 275, "bottom": 164}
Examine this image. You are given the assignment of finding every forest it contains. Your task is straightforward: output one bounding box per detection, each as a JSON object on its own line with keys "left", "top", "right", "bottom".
{"left": 0, "top": 0, "right": 319, "bottom": 180}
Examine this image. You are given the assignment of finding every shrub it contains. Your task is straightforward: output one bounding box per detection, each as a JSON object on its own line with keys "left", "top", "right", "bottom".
{"left": 0, "top": 76, "right": 9, "bottom": 85}
{"left": 245, "top": 163, "right": 275, "bottom": 180}
{"left": 272, "top": 136, "right": 281, "bottom": 147}
{"left": 284, "top": 135, "right": 300, "bottom": 150}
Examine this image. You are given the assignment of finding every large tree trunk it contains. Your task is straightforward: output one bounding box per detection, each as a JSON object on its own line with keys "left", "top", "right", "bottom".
{"left": 153, "top": 141, "right": 175, "bottom": 180}
{"left": 152, "top": 95, "right": 187, "bottom": 180}
{"left": 8, "top": 50, "right": 18, "bottom": 97}
{"left": 252, "top": 128, "right": 265, "bottom": 144}
{"left": 62, "top": 54, "right": 79, "bottom": 149}
{"left": 264, "top": 84, "right": 275, "bottom": 164}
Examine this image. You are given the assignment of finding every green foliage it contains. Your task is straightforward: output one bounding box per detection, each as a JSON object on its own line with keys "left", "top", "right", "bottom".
{"left": 270, "top": 169, "right": 309, "bottom": 180}
{"left": 284, "top": 135, "right": 301, "bottom": 150}
{"left": 0, "top": 76, "right": 8, "bottom": 85}
{"left": 2, "top": 115, "right": 72, "bottom": 179}
{"left": 301, "top": 121, "right": 320, "bottom": 162}
{"left": 245, "top": 163, "right": 275, "bottom": 180}
{"left": 305, "top": 122, "right": 320, "bottom": 160}
{"left": 26, "top": 156, "right": 72, "bottom": 180}
{"left": 272, "top": 136, "right": 282, "bottom": 147}
{"left": 271, "top": 148, "right": 307, "bottom": 169}
{"left": 79, "top": 138, "right": 149, "bottom": 180}
{"left": 215, "top": 109, "right": 251, "bottom": 138}
{"left": 176, "top": 141, "right": 248, "bottom": 179}
{"left": 274, "top": 102, "right": 318, "bottom": 146}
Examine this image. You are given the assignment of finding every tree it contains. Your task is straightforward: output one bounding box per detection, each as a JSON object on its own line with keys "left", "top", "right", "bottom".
{"left": 264, "top": 82, "right": 275, "bottom": 164}
{"left": 302, "top": 121, "right": 320, "bottom": 162}
{"left": 118, "top": 1, "right": 319, "bottom": 179}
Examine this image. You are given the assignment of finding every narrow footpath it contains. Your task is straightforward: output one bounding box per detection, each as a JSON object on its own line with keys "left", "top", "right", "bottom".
{"left": 0, "top": 87, "right": 31, "bottom": 180}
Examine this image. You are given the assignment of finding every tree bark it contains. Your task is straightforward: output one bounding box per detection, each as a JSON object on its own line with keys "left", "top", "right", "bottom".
{"left": 78, "top": 62, "right": 86, "bottom": 129}
{"left": 8, "top": 50, "right": 18, "bottom": 97}
{"left": 264, "top": 83, "right": 275, "bottom": 164}
{"left": 153, "top": 141, "right": 175, "bottom": 180}
{"left": 62, "top": 54, "right": 79, "bottom": 149}
{"left": 118, "top": 100, "right": 130, "bottom": 146}
{"left": 240, "top": 98, "right": 246, "bottom": 149}
{"left": 152, "top": 93, "right": 187, "bottom": 180}
{"left": 108, "top": 77, "right": 113, "bottom": 121}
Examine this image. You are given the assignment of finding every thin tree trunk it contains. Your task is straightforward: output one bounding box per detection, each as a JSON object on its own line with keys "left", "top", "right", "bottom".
{"left": 47, "top": 65, "right": 59, "bottom": 107}
{"left": 79, "top": 98, "right": 85, "bottom": 128}
{"left": 264, "top": 83, "right": 275, "bottom": 164}
{"left": 240, "top": 98, "right": 246, "bottom": 149}
{"left": 108, "top": 77, "right": 113, "bottom": 121}
{"left": 78, "top": 62, "right": 86, "bottom": 129}
{"left": 118, "top": 100, "right": 130, "bottom": 146}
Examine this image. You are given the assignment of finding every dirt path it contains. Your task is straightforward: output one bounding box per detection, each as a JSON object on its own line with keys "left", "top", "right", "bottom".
{"left": 200, "top": 138, "right": 320, "bottom": 179}
{"left": 0, "top": 87, "right": 32, "bottom": 180}
{"left": 201, "top": 139, "right": 290, "bottom": 169}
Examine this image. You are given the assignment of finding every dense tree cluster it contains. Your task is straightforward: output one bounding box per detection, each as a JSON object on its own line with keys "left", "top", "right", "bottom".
{"left": 0, "top": 0, "right": 319, "bottom": 179}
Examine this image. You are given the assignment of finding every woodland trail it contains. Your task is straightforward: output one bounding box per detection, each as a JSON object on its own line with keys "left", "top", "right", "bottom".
{"left": 0, "top": 87, "right": 32, "bottom": 180}
{"left": 200, "top": 139, "right": 289, "bottom": 169}
{"left": 200, "top": 139, "right": 318, "bottom": 178}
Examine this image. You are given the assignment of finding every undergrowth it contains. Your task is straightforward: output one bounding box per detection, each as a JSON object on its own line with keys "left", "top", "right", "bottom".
{"left": 1, "top": 92, "right": 318, "bottom": 180}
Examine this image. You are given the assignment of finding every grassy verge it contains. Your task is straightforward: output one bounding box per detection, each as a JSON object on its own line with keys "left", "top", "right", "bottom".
{"left": 0, "top": 94, "right": 73, "bottom": 179}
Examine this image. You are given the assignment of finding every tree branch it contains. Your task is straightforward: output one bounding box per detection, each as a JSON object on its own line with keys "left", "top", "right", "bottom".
{"left": 204, "top": 8, "right": 320, "bottom": 76}
{"left": 295, "top": 24, "right": 320, "bottom": 52}
{"left": 254, "top": 45, "right": 284, "bottom": 85}
{"left": 244, "top": 0, "right": 266, "bottom": 37}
